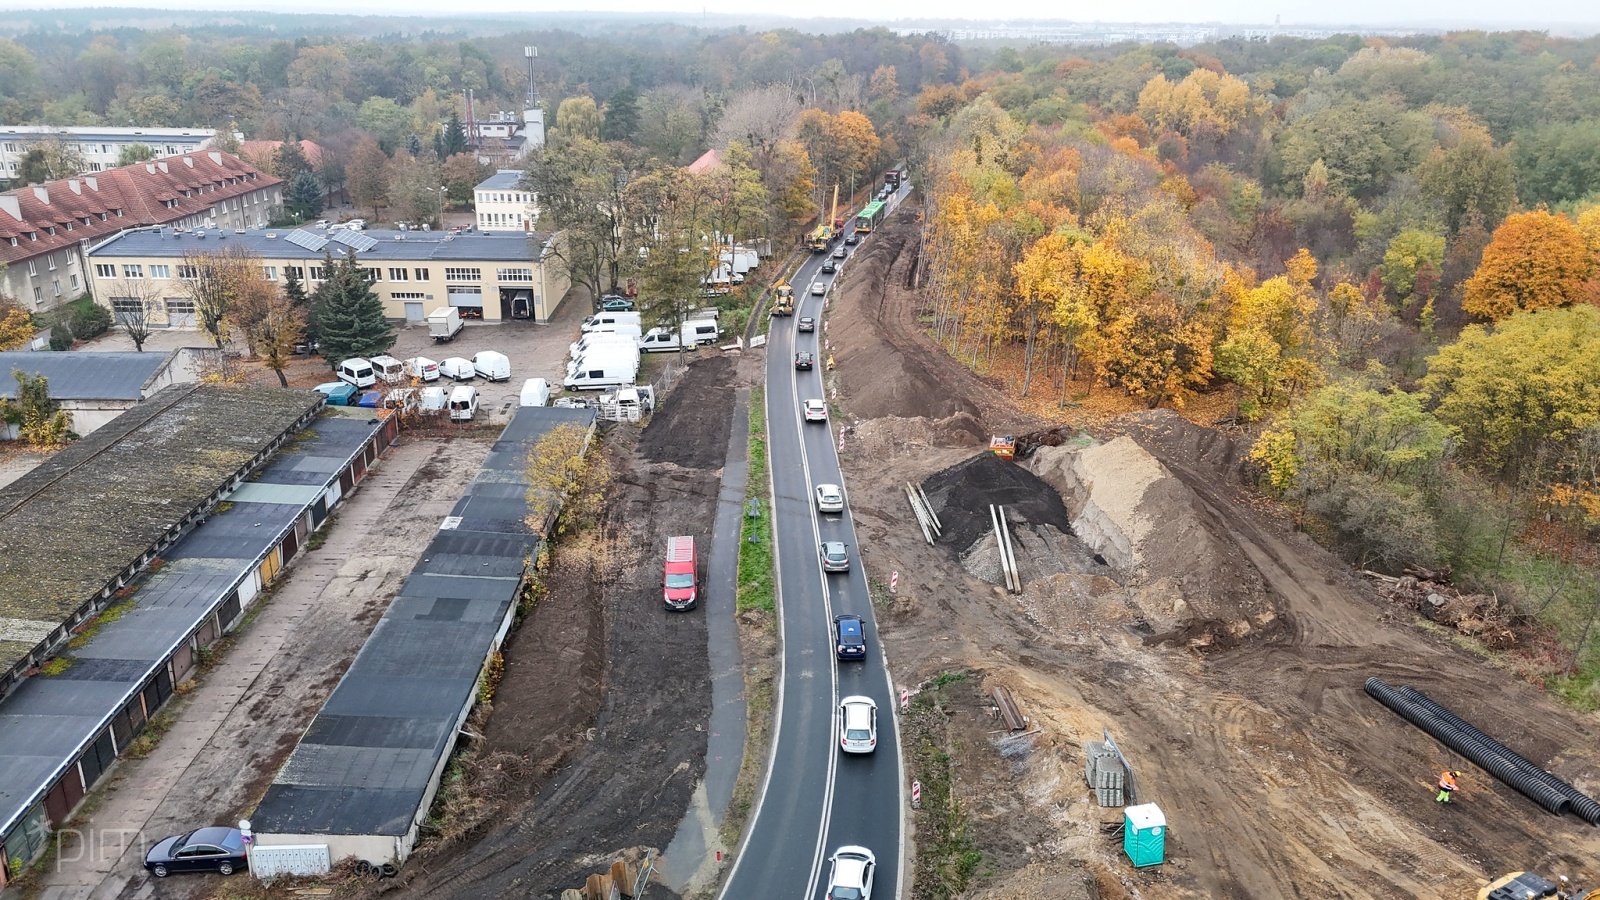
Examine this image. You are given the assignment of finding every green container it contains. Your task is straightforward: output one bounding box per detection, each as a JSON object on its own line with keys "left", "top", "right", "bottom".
{"left": 1123, "top": 803, "right": 1166, "bottom": 868}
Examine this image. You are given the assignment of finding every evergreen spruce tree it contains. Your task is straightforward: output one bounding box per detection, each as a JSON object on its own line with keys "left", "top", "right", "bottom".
{"left": 286, "top": 171, "right": 324, "bottom": 220}
{"left": 442, "top": 111, "right": 469, "bottom": 156}
{"left": 316, "top": 251, "right": 395, "bottom": 365}
{"left": 283, "top": 266, "right": 314, "bottom": 344}
{"left": 601, "top": 86, "right": 641, "bottom": 143}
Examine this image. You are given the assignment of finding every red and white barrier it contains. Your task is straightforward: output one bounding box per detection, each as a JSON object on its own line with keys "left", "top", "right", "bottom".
{"left": 890, "top": 570, "right": 899, "bottom": 593}
{"left": 911, "top": 780, "right": 922, "bottom": 808}
{"left": 838, "top": 431, "right": 845, "bottom": 453}
{"left": 900, "top": 687, "right": 909, "bottom": 711}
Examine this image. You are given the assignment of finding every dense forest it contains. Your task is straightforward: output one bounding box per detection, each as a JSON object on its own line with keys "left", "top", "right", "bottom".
{"left": 3, "top": 14, "right": 1600, "bottom": 700}
{"left": 914, "top": 32, "right": 1600, "bottom": 701}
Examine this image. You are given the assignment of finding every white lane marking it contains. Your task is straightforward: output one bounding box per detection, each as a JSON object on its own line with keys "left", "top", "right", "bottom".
{"left": 793, "top": 280, "right": 842, "bottom": 900}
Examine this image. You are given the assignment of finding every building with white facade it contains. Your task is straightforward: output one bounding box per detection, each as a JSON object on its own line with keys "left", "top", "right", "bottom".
{"left": 474, "top": 170, "right": 539, "bottom": 234}
{"left": 0, "top": 126, "right": 217, "bottom": 184}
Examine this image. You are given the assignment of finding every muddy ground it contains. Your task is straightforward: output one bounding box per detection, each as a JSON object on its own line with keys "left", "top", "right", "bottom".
{"left": 380, "top": 354, "right": 748, "bottom": 899}
{"left": 829, "top": 211, "right": 1600, "bottom": 898}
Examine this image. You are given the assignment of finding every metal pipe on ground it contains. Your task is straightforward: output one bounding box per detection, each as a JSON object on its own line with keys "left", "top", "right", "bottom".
{"left": 917, "top": 484, "right": 943, "bottom": 533}
{"left": 998, "top": 505, "right": 1021, "bottom": 594}
{"left": 906, "top": 481, "right": 941, "bottom": 539}
{"left": 906, "top": 485, "right": 933, "bottom": 545}
{"left": 989, "top": 504, "right": 1016, "bottom": 592}
{"left": 1365, "top": 678, "right": 1571, "bottom": 815}
{"left": 1399, "top": 686, "right": 1600, "bottom": 825}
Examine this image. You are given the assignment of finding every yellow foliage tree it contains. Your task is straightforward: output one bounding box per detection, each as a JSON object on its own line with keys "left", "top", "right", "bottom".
{"left": 1462, "top": 210, "right": 1594, "bottom": 320}
{"left": 0, "top": 298, "right": 35, "bottom": 351}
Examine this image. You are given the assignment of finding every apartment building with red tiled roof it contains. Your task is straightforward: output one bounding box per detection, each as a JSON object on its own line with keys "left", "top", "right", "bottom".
{"left": 0, "top": 150, "right": 282, "bottom": 312}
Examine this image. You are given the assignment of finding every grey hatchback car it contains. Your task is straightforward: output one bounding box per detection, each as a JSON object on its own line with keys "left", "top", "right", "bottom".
{"left": 820, "top": 540, "right": 850, "bottom": 572}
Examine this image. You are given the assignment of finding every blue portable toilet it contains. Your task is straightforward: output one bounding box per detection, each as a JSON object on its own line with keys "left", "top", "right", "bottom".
{"left": 1123, "top": 802, "right": 1166, "bottom": 867}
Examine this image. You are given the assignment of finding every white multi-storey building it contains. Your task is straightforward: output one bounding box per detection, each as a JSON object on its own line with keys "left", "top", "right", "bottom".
{"left": 0, "top": 126, "right": 217, "bottom": 184}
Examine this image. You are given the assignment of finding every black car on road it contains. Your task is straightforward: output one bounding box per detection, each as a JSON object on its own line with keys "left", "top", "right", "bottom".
{"left": 834, "top": 614, "right": 867, "bottom": 660}
{"left": 798, "top": 316, "right": 816, "bottom": 333}
{"left": 845, "top": 232, "right": 860, "bottom": 245}
{"left": 795, "top": 351, "right": 815, "bottom": 370}
{"left": 144, "top": 826, "right": 248, "bottom": 878}
{"left": 821, "top": 260, "right": 837, "bottom": 274}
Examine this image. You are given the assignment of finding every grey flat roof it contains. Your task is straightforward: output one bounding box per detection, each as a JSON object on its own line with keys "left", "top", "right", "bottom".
{"left": 0, "top": 412, "right": 386, "bottom": 843}
{"left": 0, "top": 385, "right": 322, "bottom": 678}
{"left": 475, "top": 170, "right": 526, "bottom": 191}
{"left": 251, "top": 406, "right": 596, "bottom": 838}
{"left": 0, "top": 351, "right": 173, "bottom": 401}
{"left": 88, "top": 226, "right": 554, "bottom": 264}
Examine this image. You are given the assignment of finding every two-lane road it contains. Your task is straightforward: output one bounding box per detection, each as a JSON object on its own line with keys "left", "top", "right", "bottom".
{"left": 722, "top": 187, "right": 907, "bottom": 900}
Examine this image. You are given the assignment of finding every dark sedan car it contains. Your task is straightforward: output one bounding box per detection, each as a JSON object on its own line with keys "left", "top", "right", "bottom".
{"left": 834, "top": 614, "right": 867, "bottom": 660}
{"left": 795, "top": 351, "right": 815, "bottom": 370}
{"left": 845, "top": 232, "right": 860, "bottom": 245}
{"left": 821, "top": 260, "right": 837, "bottom": 274}
{"left": 598, "top": 295, "right": 634, "bottom": 312}
{"left": 798, "top": 316, "right": 816, "bottom": 333}
{"left": 144, "top": 826, "right": 248, "bottom": 878}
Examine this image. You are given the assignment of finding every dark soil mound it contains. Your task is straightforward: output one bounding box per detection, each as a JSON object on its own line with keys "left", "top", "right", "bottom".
{"left": 921, "top": 452, "right": 1074, "bottom": 554}
{"left": 639, "top": 356, "right": 735, "bottom": 469}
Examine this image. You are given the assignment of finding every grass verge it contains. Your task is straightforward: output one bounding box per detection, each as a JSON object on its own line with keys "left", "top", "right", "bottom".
{"left": 904, "top": 671, "right": 983, "bottom": 899}
{"left": 737, "top": 387, "right": 774, "bottom": 613}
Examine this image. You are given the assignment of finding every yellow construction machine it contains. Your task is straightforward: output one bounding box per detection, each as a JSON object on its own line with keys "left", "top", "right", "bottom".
{"left": 806, "top": 185, "right": 841, "bottom": 252}
{"left": 1480, "top": 872, "right": 1597, "bottom": 900}
{"left": 771, "top": 283, "right": 795, "bottom": 316}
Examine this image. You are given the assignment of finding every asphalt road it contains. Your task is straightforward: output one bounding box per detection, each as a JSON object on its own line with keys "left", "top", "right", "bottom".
{"left": 722, "top": 183, "right": 907, "bottom": 900}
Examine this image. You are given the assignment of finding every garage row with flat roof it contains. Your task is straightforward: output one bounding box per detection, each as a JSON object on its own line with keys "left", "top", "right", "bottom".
{"left": 249, "top": 406, "right": 596, "bottom": 874}
{"left": 0, "top": 403, "right": 399, "bottom": 887}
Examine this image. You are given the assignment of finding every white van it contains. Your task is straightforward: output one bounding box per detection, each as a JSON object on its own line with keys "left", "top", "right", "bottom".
{"left": 419, "top": 386, "right": 448, "bottom": 413}
{"left": 473, "top": 350, "right": 511, "bottom": 382}
{"left": 440, "top": 357, "right": 476, "bottom": 381}
{"left": 565, "top": 360, "right": 639, "bottom": 391}
{"left": 369, "top": 355, "right": 406, "bottom": 384}
{"left": 581, "top": 312, "right": 643, "bottom": 334}
{"left": 406, "top": 356, "right": 441, "bottom": 382}
{"left": 570, "top": 330, "right": 639, "bottom": 358}
{"left": 449, "top": 385, "right": 479, "bottom": 421}
{"left": 519, "top": 378, "right": 551, "bottom": 407}
{"left": 681, "top": 318, "right": 721, "bottom": 346}
{"left": 639, "top": 327, "right": 685, "bottom": 353}
{"left": 336, "top": 357, "right": 376, "bottom": 388}
{"left": 568, "top": 344, "right": 639, "bottom": 376}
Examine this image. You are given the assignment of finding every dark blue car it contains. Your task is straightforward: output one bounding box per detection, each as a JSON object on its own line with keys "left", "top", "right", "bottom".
{"left": 144, "top": 826, "right": 248, "bottom": 878}
{"left": 834, "top": 614, "right": 866, "bottom": 661}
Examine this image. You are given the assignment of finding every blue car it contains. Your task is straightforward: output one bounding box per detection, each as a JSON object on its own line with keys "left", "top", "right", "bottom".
{"left": 313, "top": 382, "right": 358, "bottom": 406}
{"left": 356, "top": 390, "right": 384, "bottom": 408}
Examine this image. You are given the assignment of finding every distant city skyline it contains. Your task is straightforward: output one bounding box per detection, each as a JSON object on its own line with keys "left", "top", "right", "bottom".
{"left": 3, "top": 0, "right": 1599, "bottom": 32}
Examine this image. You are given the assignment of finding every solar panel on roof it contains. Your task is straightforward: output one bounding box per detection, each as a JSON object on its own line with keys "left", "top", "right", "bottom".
{"left": 285, "top": 229, "right": 329, "bottom": 252}
{"left": 331, "top": 229, "right": 378, "bottom": 252}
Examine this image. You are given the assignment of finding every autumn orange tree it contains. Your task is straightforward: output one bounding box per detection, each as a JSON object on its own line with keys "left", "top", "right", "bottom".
{"left": 1462, "top": 210, "right": 1594, "bottom": 320}
{"left": 0, "top": 296, "right": 34, "bottom": 352}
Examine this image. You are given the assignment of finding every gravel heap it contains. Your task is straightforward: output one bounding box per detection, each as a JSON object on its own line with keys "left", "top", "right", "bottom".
{"left": 920, "top": 453, "right": 1075, "bottom": 554}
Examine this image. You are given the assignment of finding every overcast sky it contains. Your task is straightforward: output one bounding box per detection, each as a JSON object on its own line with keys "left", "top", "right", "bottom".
{"left": 8, "top": 0, "right": 1600, "bottom": 29}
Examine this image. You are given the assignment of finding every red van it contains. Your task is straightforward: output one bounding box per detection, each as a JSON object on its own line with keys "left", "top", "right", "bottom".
{"left": 664, "top": 536, "right": 698, "bottom": 611}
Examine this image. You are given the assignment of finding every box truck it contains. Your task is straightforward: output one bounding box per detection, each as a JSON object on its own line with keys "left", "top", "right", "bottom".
{"left": 428, "top": 307, "right": 464, "bottom": 342}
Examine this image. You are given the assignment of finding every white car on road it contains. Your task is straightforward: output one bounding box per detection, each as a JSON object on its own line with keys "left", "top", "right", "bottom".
{"left": 811, "top": 281, "right": 827, "bottom": 296}
{"left": 815, "top": 483, "right": 844, "bottom": 513}
{"left": 839, "top": 696, "right": 877, "bottom": 753}
{"left": 804, "top": 399, "right": 828, "bottom": 422}
{"left": 826, "top": 846, "right": 877, "bottom": 899}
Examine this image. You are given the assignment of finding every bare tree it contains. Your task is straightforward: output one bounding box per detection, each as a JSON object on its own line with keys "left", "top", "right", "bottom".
{"left": 104, "top": 279, "right": 162, "bottom": 351}
{"left": 713, "top": 84, "right": 803, "bottom": 169}
{"left": 180, "top": 247, "right": 262, "bottom": 350}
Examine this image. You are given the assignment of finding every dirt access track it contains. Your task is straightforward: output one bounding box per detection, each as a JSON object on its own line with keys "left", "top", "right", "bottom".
{"left": 377, "top": 355, "right": 747, "bottom": 900}
{"left": 827, "top": 210, "right": 1600, "bottom": 898}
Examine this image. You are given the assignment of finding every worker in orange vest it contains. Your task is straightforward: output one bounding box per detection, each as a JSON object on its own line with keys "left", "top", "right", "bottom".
{"left": 1436, "top": 770, "right": 1461, "bottom": 803}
